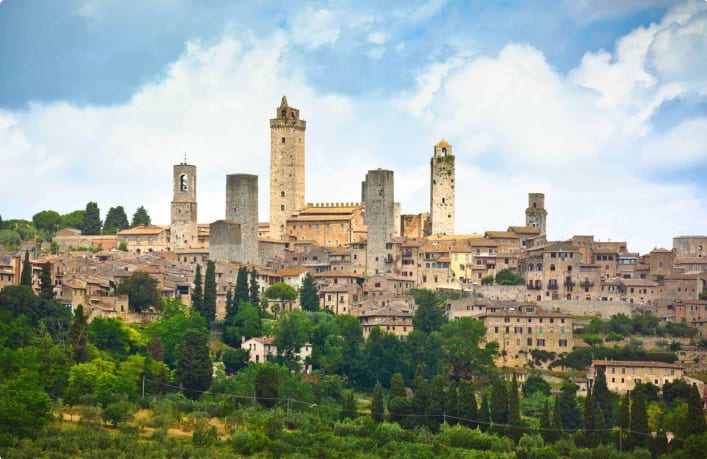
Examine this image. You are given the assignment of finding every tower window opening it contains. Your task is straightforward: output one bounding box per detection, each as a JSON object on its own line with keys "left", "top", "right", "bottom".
{"left": 282, "top": 137, "right": 286, "bottom": 144}
{"left": 180, "top": 174, "right": 188, "bottom": 192}
{"left": 280, "top": 205, "right": 285, "bottom": 211}
{"left": 442, "top": 197, "right": 445, "bottom": 204}
{"left": 280, "top": 191, "right": 285, "bottom": 197}
{"left": 533, "top": 202, "right": 537, "bottom": 208}
{"left": 281, "top": 110, "right": 286, "bottom": 119}
{"left": 441, "top": 147, "right": 447, "bottom": 155}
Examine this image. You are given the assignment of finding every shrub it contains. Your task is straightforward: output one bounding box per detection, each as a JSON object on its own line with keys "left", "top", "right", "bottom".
{"left": 231, "top": 430, "right": 269, "bottom": 455}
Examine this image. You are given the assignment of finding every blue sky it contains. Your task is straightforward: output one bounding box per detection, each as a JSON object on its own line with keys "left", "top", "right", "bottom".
{"left": 1, "top": 0, "right": 705, "bottom": 253}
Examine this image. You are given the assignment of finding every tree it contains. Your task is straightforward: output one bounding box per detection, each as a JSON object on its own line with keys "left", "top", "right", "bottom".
{"left": 223, "top": 301, "right": 263, "bottom": 346}
{"left": 687, "top": 383, "right": 706, "bottom": 436}
{"left": 299, "top": 272, "right": 319, "bottom": 312}
{"left": 148, "top": 332, "right": 164, "bottom": 361}
{"left": 508, "top": 374, "right": 522, "bottom": 440}
{"left": 592, "top": 368, "right": 614, "bottom": 428}
{"left": 20, "top": 250, "right": 32, "bottom": 286}
{"left": 629, "top": 386, "right": 650, "bottom": 450}
{"left": 540, "top": 399, "right": 552, "bottom": 443}
{"left": 550, "top": 395, "right": 563, "bottom": 441}
{"left": 426, "top": 375, "right": 446, "bottom": 432}
{"left": 191, "top": 264, "right": 203, "bottom": 314}
{"left": 411, "top": 289, "right": 445, "bottom": 334}
{"left": 32, "top": 210, "right": 62, "bottom": 232}
{"left": 264, "top": 282, "right": 297, "bottom": 317}
{"left": 0, "top": 372, "right": 53, "bottom": 438}
{"left": 389, "top": 373, "right": 406, "bottom": 409}
{"left": 341, "top": 390, "right": 357, "bottom": 419}
{"left": 445, "top": 381, "right": 458, "bottom": 425}
{"left": 479, "top": 392, "right": 491, "bottom": 432}
{"left": 131, "top": 205, "right": 151, "bottom": 227}
{"left": 255, "top": 365, "right": 279, "bottom": 408}
{"left": 494, "top": 268, "right": 523, "bottom": 285}
{"left": 88, "top": 317, "right": 132, "bottom": 357}
{"left": 0, "top": 229, "right": 21, "bottom": 250}
{"left": 441, "top": 317, "right": 498, "bottom": 382}
{"left": 490, "top": 378, "right": 508, "bottom": 434}
{"left": 457, "top": 379, "right": 478, "bottom": 429}
{"left": 372, "top": 381, "right": 384, "bottom": 423}
{"left": 116, "top": 271, "right": 160, "bottom": 312}
{"left": 59, "top": 210, "right": 84, "bottom": 229}
{"left": 618, "top": 391, "right": 630, "bottom": 448}
{"left": 225, "top": 290, "right": 233, "bottom": 320}
{"left": 558, "top": 380, "right": 582, "bottom": 432}
{"left": 81, "top": 201, "right": 102, "bottom": 235}
{"left": 149, "top": 299, "right": 208, "bottom": 367}
{"left": 273, "top": 311, "right": 310, "bottom": 371}
{"left": 223, "top": 348, "right": 250, "bottom": 375}
{"left": 582, "top": 392, "right": 598, "bottom": 447}
{"left": 481, "top": 275, "right": 494, "bottom": 285}
{"left": 69, "top": 304, "right": 90, "bottom": 363}
{"left": 201, "top": 260, "right": 216, "bottom": 322}
{"left": 249, "top": 268, "right": 260, "bottom": 305}
{"left": 39, "top": 262, "right": 54, "bottom": 300}
{"left": 523, "top": 374, "right": 551, "bottom": 397}
{"left": 176, "top": 331, "right": 212, "bottom": 399}
{"left": 103, "top": 206, "right": 129, "bottom": 234}
{"left": 411, "top": 365, "right": 428, "bottom": 423}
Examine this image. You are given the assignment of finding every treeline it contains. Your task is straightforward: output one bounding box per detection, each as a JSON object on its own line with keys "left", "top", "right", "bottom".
{"left": 578, "top": 312, "right": 698, "bottom": 339}
{"left": 0, "top": 202, "right": 152, "bottom": 250}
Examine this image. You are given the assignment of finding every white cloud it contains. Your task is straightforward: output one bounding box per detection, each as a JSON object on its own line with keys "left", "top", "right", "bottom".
{"left": 291, "top": 8, "right": 341, "bottom": 50}
{"left": 367, "top": 31, "right": 389, "bottom": 45}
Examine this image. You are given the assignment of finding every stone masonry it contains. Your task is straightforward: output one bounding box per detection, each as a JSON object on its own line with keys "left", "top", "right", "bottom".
{"left": 364, "top": 169, "right": 395, "bottom": 276}
{"left": 525, "top": 193, "right": 547, "bottom": 234}
{"left": 430, "top": 140, "right": 455, "bottom": 236}
{"left": 226, "top": 173, "right": 259, "bottom": 264}
{"left": 170, "top": 162, "right": 198, "bottom": 249}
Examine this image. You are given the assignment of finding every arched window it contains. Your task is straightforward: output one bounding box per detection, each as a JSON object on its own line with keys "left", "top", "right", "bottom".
{"left": 441, "top": 147, "right": 447, "bottom": 155}
{"left": 528, "top": 263, "right": 534, "bottom": 271}
{"left": 180, "top": 174, "right": 188, "bottom": 192}
{"left": 280, "top": 191, "right": 285, "bottom": 197}
{"left": 537, "top": 263, "right": 542, "bottom": 270}
{"left": 281, "top": 110, "right": 286, "bottom": 119}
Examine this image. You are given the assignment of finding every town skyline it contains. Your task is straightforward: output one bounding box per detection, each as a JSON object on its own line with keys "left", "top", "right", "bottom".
{"left": 1, "top": 1, "right": 706, "bottom": 254}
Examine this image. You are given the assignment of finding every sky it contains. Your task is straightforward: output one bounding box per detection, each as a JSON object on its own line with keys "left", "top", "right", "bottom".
{"left": 0, "top": 0, "right": 705, "bottom": 254}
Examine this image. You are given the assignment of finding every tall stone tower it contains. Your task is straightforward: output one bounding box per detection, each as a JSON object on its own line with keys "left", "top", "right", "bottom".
{"left": 270, "top": 96, "right": 306, "bottom": 240}
{"left": 226, "top": 174, "right": 259, "bottom": 264}
{"left": 525, "top": 193, "right": 547, "bottom": 234}
{"left": 430, "top": 139, "right": 455, "bottom": 235}
{"left": 170, "top": 162, "right": 197, "bottom": 249}
{"left": 364, "top": 169, "right": 395, "bottom": 276}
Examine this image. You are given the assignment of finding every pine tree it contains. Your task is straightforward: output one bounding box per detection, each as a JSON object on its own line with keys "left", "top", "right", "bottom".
{"left": 202, "top": 260, "right": 216, "bottom": 323}
{"left": 550, "top": 395, "right": 563, "bottom": 442}
{"left": 68, "top": 304, "right": 89, "bottom": 363}
{"left": 508, "top": 374, "right": 522, "bottom": 440}
{"left": 412, "top": 365, "right": 428, "bottom": 427}
{"left": 81, "top": 201, "right": 102, "bottom": 235}
{"left": 103, "top": 206, "right": 129, "bottom": 234}
{"left": 249, "top": 269, "right": 259, "bottom": 305}
{"left": 191, "top": 264, "right": 203, "bottom": 314}
{"left": 131, "top": 205, "right": 151, "bottom": 227}
{"left": 687, "top": 383, "right": 706, "bottom": 436}
{"left": 426, "top": 375, "right": 446, "bottom": 432}
{"left": 372, "top": 381, "right": 384, "bottom": 423}
{"left": 540, "top": 398, "right": 552, "bottom": 443}
{"left": 457, "top": 380, "right": 478, "bottom": 429}
{"left": 299, "top": 272, "right": 319, "bottom": 311}
{"left": 20, "top": 250, "right": 32, "bottom": 286}
{"left": 445, "top": 381, "right": 459, "bottom": 425}
{"left": 479, "top": 392, "right": 491, "bottom": 432}
{"left": 176, "top": 331, "right": 212, "bottom": 399}
{"left": 629, "top": 387, "right": 649, "bottom": 450}
{"left": 39, "top": 262, "right": 53, "bottom": 300}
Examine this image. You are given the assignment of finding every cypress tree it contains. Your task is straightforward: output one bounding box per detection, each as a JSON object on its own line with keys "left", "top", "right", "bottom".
{"left": 249, "top": 268, "right": 259, "bottom": 305}
{"left": 592, "top": 368, "right": 614, "bottom": 428}
{"left": 255, "top": 365, "right": 279, "bottom": 408}
{"left": 176, "top": 331, "right": 212, "bottom": 399}
{"left": 550, "top": 395, "right": 563, "bottom": 442}
{"left": 68, "top": 304, "right": 89, "bottom": 363}
{"left": 490, "top": 378, "right": 509, "bottom": 433}
{"left": 202, "top": 260, "right": 216, "bottom": 323}
{"left": 389, "top": 373, "right": 406, "bottom": 409}
{"left": 81, "top": 201, "right": 102, "bottom": 235}
{"left": 131, "top": 205, "right": 151, "bottom": 227}
{"left": 508, "top": 374, "right": 522, "bottom": 440}
{"left": 388, "top": 372, "right": 408, "bottom": 426}
{"left": 654, "top": 429, "right": 668, "bottom": 456}
{"left": 299, "top": 272, "right": 319, "bottom": 311}
{"left": 582, "top": 392, "right": 598, "bottom": 447}
{"left": 687, "top": 383, "right": 706, "bottom": 436}
{"left": 412, "top": 365, "right": 428, "bottom": 427}
{"left": 341, "top": 391, "right": 357, "bottom": 419}
{"left": 426, "top": 375, "right": 446, "bottom": 432}
{"left": 39, "top": 262, "right": 54, "bottom": 299}
{"left": 629, "top": 387, "right": 649, "bottom": 450}
{"left": 233, "top": 267, "right": 249, "bottom": 314}
{"left": 540, "top": 398, "right": 552, "bottom": 443}
{"left": 479, "top": 392, "right": 491, "bottom": 432}
{"left": 445, "top": 381, "right": 459, "bottom": 425}
{"left": 148, "top": 332, "right": 164, "bottom": 361}
{"left": 558, "top": 380, "right": 582, "bottom": 432}
{"left": 225, "top": 290, "right": 233, "bottom": 321}
{"left": 20, "top": 250, "right": 32, "bottom": 286}
{"left": 457, "top": 379, "right": 478, "bottom": 429}
{"left": 372, "top": 381, "right": 384, "bottom": 423}
{"left": 618, "top": 391, "right": 630, "bottom": 447}
{"left": 191, "top": 264, "right": 203, "bottom": 314}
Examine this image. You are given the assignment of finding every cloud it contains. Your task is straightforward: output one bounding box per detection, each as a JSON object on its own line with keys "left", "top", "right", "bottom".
{"left": 291, "top": 8, "right": 341, "bottom": 50}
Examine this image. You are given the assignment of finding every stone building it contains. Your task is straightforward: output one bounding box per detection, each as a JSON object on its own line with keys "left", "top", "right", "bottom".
{"left": 587, "top": 360, "right": 683, "bottom": 394}
{"left": 354, "top": 297, "right": 415, "bottom": 338}
{"left": 225, "top": 173, "right": 259, "bottom": 264}
{"left": 118, "top": 225, "right": 170, "bottom": 254}
{"left": 430, "top": 140, "right": 455, "bottom": 236}
{"left": 523, "top": 242, "right": 582, "bottom": 301}
{"left": 363, "top": 169, "right": 395, "bottom": 276}
{"left": 673, "top": 236, "right": 707, "bottom": 259}
{"left": 209, "top": 220, "right": 242, "bottom": 263}
{"left": 285, "top": 202, "right": 365, "bottom": 247}
{"left": 270, "top": 96, "right": 306, "bottom": 240}
{"left": 525, "top": 193, "right": 547, "bottom": 235}
{"left": 480, "top": 304, "right": 573, "bottom": 368}
{"left": 170, "top": 162, "right": 198, "bottom": 249}
{"left": 400, "top": 213, "right": 430, "bottom": 239}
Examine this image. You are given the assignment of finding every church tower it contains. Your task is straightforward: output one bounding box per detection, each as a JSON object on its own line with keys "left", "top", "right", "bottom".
{"left": 270, "top": 96, "right": 306, "bottom": 240}
{"left": 430, "top": 140, "right": 455, "bottom": 235}
{"left": 170, "top": 161, "right": 198, "bottom": 249}
{"left": 525, "top": 193, "right": 547, "bottom": 234}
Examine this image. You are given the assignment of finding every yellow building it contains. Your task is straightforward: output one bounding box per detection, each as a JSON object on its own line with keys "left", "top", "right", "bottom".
{"left": 587, "top": 360, "right": 683, "bottom": 394}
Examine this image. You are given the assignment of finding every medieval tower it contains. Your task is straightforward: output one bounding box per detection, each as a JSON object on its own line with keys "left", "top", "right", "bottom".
{"left": 525, "top": 193, "right": 547, "bottom": 234}
{"left": 270, "top": 96, "right": 306, "bottom": 240}
{"left": 430, "top": 140, "right": 455, "bottom": 236}
{"left": 363, "top": 169, "right": 395, "bottom": 276}
{"left": 225, "top": 174, "right": 259, "bottom": 264}
{"left": 170, "top": 162, "right": 197, "bottom": 249}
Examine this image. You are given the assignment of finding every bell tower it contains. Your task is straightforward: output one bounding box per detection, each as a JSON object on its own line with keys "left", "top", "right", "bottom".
{"left": 170, "top": 160, "right": 198, "bottom": 249}
{"left": 269, "top": 96, "right": 306, "bottom": 240}
{"left": 525, "top": 193, "right": 547, "bottom": 234}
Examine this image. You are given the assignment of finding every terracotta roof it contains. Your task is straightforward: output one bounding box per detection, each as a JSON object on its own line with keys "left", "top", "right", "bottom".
{"left": 118, "top": 225, "right": 168, "bottom": 235}
{"left": 591, "top": 360, "right": 682, "bottom": 370}
{"left": 436, "top": 139, "right": 451, "bottom": 148}
{"left": 470, "top": 239, "right": 499, "bottom": 247}
{"left": 314, "top": 270, "right": 363, "bottom": 278}
{"left": 287, "top": 214, "right": 353, "bottom": 222}
{"left": 508, "top": 226, "right": 542, "bottom": 235}
{"left": 485, "top": 231, "right": 518, "bottom": 239}
{"left": 278, "top": 268, "right": 309, "bottom": 276}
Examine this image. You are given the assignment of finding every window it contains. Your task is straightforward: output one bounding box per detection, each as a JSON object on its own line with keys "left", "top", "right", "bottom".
{"left": 559, "top": 339, "right": 567, "bottom": 347}
{"left": 550, "top": 264, "right": 556, "bottom": 271}
{"left": 494, "top": 326, "right": 499, "bottom": 334}
{"left": 537, "top": 339, "right": 545, "bottom": 347}
{"left": 280, "top": 205, "right": 285, "bottom": 211}
{"left": 280, "top": 191, "right": 285, "bottom": 197}
{"left": 180, "top": 174, "right": 188, "bottom": 192}
{"left": 527, "top": 337, "right": 533, "bottom": 345}
{"left": 281, "top": 137, "right": 286, "bottom": 143}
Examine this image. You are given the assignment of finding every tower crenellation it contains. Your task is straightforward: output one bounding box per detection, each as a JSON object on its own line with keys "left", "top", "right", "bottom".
{"left": 430, "top": 139, "right": 455, "bottom": 236}
{"left": 269, "top": 96, "right": 306, "bottom": 240}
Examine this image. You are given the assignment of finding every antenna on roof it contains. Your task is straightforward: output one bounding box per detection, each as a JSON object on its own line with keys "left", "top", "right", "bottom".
{"left": 184, "top": 152, "right": 187, "bottom": 164}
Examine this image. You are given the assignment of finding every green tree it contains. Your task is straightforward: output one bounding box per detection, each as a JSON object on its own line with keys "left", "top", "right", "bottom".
{"left": 150, "top": 299, "right": 209, "bottom": 367}
{"left": 426, "top": 375, "right": 446, "bottom": 432}
{"left": 88, "top": 317, "right": 132, "bottom": 357}
{"left": 411, "top": 289, "right": 445, "bottom": 334}
{"left": 389, "top": 373, "right": 406, "bottom": 410}
{"left": 490, "top": 378, "right": 508, "bottom": 434}
{"left": 341, "top": 390, "right": 357, "bottom": 419}
{"left": 231, "top": 267, "right": 249, "bottom": 321}
{"left": 539, "top": 398, "right": 552, "bottom": 443}
{"left": 479, "top": 392, "right": 491, "bottom": 432}
{"left": 0, "top": 372, "right": 52, "bottom": 438}
{"left": 445, "top": 381, "right": 458, "bottom": 425}
{"left": 441, "top": 317, "right": 498, "bottom": 382}
{"left": 39, "top": 262, "right": 54, "bottom": 300}
{"left": 81, "top": 201, "right": 102, "bottom": 235}
{"left": 131, "top": 205, "right": 151, "bottom": 227}
{"left": 0, "top": 229, "right": 21, "bottom": 250}
{"left": 592, "top": 368, "right": 614, "bottom": 428}
{"left": 582, "top": 392, "right": 598, "bottom": 447}
{"left": 69, "top": 304, "right": 90, "bottom": 363}
{"left": 249, "top": 268, "right": 260, "bottom": 305}
{"left": 176, "top": 331, "right": 212, "bottom": 399}
{"left": 201, "top": 260, "right": 216, "bottom": 322}
{"left": 299, "top": 272, "right": 319, "bottom": 311}
{"left": 60, "top": 210, "right": 85, "bottom": 229}
{"left": 523, "top": 374, "right": 551, "bottom": 397}
{"left": 629, "top": 386, "right": 650, "bottom": 450}
{"left": 223, "top": 301, "right": 263, "bottom": 346}
{"left": 412, "top": 365, "right": 428, "bottom": 423}
{"left": 365, "top": 327, "right": 406, "bottom": 389}
{"left": 550, "top": 395, "right": 563, "bottom": 442}
{"left": 273, "top": 310, "right": 310, "bottom": 371}
{"left": 264, "top": 282, "right": 297, "bottom": 317}
{"left": 223, "top": 348, "right": 250, "bottom": 375}
{"left": 225, "top": 289, "right": 233, "bottom": 320}
{"left": 508, "top": 374, "right": 522, "bottom": 440}
{"left": 32, "top": 209, "right": 62, "bottom": 232}
{"left": 457, "top": 379, "right": 478, "bottom": 429}
{"left": 481, "top": 275, "right": 494, "bottom": 285}
{"left": 116, "top": 271, "right": 160, "bottom": 312}
{"left": 103, "top": 206, "right": 129, "bottom": 234}
{"left": 494, "top": 268, "right": 523, "bottom": 285}
{"left": 255, "top": 365, "right": 279, "bottom": 408}
{"left": 20, "top": 250, "right": 32, "bottom": 286}
{"left": 687, "top": 383, "right": 706, "bottom": 436}
{"left": 191, "top": 264, "right": 203, "bottom": 314}
{"left": 148, "top": 332, "right": 164, "bottom": 361}
{"left": 372, "top": 381, "right": 384, "bottom": 423}
{"left": 558, "top": 380, "right": 581, "bottom": 432}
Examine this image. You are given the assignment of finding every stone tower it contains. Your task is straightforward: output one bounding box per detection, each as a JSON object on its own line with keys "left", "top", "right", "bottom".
{"left": 525, "top": 193, "right": 547, "bottom": 234}
{"left": 430, "top": 139, "right": 455, "bottom": 235}
{"left": 170, "top": 162, "right": 198, "bottom": 249}
{"left": 270, "top": 96, "right": 306, "bottom": 240}
{"left": 225, "top": 174, "right": 259, "bottom": 264}
{"left": 364, "top": 169, "right": 395, "bottom": 276}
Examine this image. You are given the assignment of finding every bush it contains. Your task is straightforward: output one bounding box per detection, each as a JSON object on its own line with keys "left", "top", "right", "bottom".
{"left": 231, "top": 430, "right": 269, "bottom": 455}
{"left": 434, "top": 424, "right": 513, "bottom": 452}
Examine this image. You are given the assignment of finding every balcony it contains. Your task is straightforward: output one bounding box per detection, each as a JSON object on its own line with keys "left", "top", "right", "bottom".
{"left": 564, "top": 280, "right": 576, "bottom": 288}
{"left": 580, "top": 280, "right": 594, "bottom": 288}
{"left": 527, "top": 282, "right": 542, "bottom": 290}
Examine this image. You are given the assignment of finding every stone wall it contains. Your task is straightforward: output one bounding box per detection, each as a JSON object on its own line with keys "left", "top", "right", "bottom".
{"left": 226, "top": 174, "right": 258, "bottom": 264}
{"left": 430, "top": 145, "right": 455, "bottom": 236}
{"left": 364, "top": 169, "right": 395, "bottom": 276}
{"left": 209, "top": 220, "right": 242, "bottom": 263}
